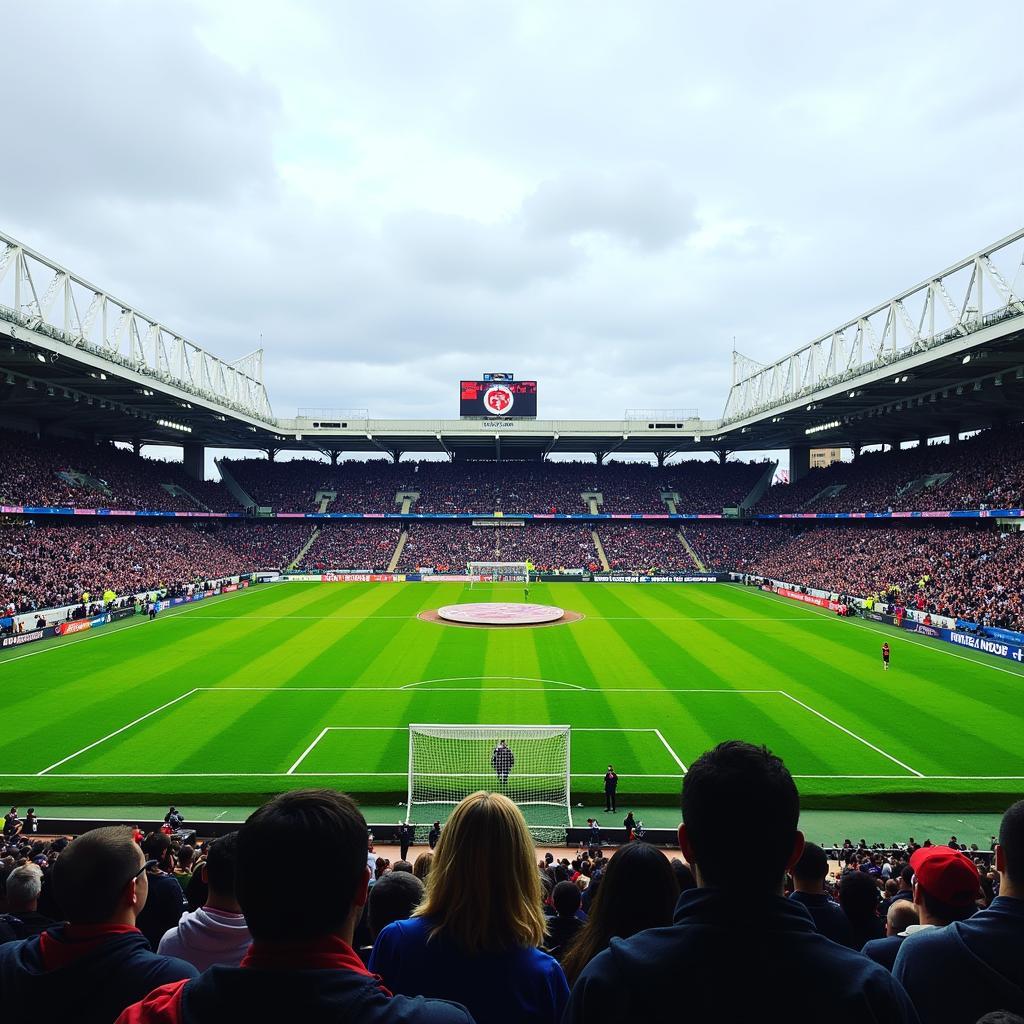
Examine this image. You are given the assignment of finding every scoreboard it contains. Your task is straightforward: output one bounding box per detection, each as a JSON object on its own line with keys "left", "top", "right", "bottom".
{"left": 459, "top": 379, "right": 538, "bottom": 417}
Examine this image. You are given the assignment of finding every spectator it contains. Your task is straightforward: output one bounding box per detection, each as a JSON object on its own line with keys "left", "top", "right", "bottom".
{"left": 789, "top": 842, "right": 855, "bottom": 947}
{"left": 545, "top": 881, "right": 585, "bottom": 960}
{"left": 560, "top": 842, "right": 678, "bottom": 985}
{"left": 862, "top": 901, "right": 920, "bottom": 971}
{"left": 117, "top": 789, "right": 470, "bottom": 1023}
{"left": 839, "top": 869, "right": 885, "bottom": 949}
{"left": 370, "top": 790, "right": 569, "bottom": 1024}
{"left": 0, "top": 825, "right": 196, "bottom": 1023}
{"left": 413, "top": 852, "right": 433, "bottom": 881}
{"left": 0, "top": 864, "right": 55, "bottom": 939}
{"left": 135, "top": 834, "right": 188, "bottom": 952}
{"left": 156, "top": 832, "right": 251, "bottom": 971}
{"left": 428, "top": 821, "right": 441, "bottom": 850}
{"left": 367, "top": 870, "right": 424, "bottom": 941}
{"left": 563, "top": 741, "right": 917, "bottom": 1023}
{"left": 669, "top": 857, "right": 696, "bottom": 893}
{"left": 894, "top": 806, "right": 1023, "bottom": 1024}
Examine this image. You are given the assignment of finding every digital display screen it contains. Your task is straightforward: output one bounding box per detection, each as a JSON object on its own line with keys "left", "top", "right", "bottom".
{"left": 459, "top": 380, "right": 537, "bottom": 417}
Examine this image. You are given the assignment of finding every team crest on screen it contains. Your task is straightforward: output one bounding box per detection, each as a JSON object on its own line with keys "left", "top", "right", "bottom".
{"left": 483, "top": 384, "right": 514, "bottom": 415}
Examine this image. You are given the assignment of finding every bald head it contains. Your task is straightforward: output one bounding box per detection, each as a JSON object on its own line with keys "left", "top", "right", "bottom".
{"left": 887, "top": 899, "right": 919, "bottom": 936}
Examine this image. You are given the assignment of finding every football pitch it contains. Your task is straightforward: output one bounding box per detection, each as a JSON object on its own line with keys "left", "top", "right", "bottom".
{"left": 2, "top": 581, "right": 1023, "bottom": 818}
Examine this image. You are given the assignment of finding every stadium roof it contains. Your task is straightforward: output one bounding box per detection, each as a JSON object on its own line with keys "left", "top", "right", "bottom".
{"left": 2, "top": 227, "right": 1023, "bottom": 458}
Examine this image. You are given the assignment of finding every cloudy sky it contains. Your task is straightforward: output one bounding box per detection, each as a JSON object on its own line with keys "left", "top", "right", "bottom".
{"left": 3, "top": 1, "right": 1022, "bottom": 447}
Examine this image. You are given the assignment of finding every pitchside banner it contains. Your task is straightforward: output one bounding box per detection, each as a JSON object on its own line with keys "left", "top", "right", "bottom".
{"left": 762, "top": 584, "right": 846, "bottom": 612}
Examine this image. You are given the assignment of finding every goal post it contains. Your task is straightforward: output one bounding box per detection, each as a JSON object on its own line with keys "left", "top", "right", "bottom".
{"left": 406, "top": 724, "right": 572, "bottom": 830}
{"left": 467, "top": 561, "right": 530, "bottom": 587}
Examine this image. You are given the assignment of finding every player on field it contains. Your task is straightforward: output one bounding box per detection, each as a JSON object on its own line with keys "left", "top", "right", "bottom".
{"left": 492, "top": 738, "right": 514, "bottom": 785}
{"left": 882, "top": 641, "right": 890, "bottom": 671}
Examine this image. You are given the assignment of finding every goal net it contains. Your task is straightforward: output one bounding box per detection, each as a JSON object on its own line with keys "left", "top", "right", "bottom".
{"left": 467, "top": 561, "right": 530, "bottom": 586}
{"left": 407, "top": 724, "right": 572, "bottom": 838}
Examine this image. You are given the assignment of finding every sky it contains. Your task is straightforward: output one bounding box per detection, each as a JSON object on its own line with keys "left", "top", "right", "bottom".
{"left": 2, "top": 0, "right": 1022, "bottom": 468}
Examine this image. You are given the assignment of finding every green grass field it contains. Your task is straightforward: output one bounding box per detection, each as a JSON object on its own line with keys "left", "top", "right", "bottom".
{"left": 2, "top": 581, "right": 1023, "bottom": 822}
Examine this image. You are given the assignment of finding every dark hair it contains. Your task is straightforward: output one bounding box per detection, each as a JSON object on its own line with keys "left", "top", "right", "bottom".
{"left": 553, "top": 879, "right": 581, "bottom": 917}
{"left": 792, "top": 842, "right": 828, "bottom": 882}
{"left": 142, "top": 832, "right": 171, "bottom": 862}
{"left": 52, "top": 825, "right": 143, "bottom": 923}
{"left": 900, "top": 865, "right": 914, "bottom": 885}
{"left": 204, "top": 832, "right": 239, "bottom": 897}
{"left": 236, "top": 789, "right": 368, "bottom": 942}
{"left": 999, "top": 799, "right": 1024, "bottom": 884}
{"left": 561, "top": 843, "right": 678, "bottom": 985}
{"left": 681, "top": 741, "right": 799, "bottom": 890}
{"left": 367, "top": 870, "right": 424, "bottom": 940}
{"left": 392, "top": 860, "right": 413, "bottom": 873}
{"left": 839, "top": 870, "right": 880, "bottom": 924}
{"left": 669, "top": 858, "right": 696, "bottom": 893}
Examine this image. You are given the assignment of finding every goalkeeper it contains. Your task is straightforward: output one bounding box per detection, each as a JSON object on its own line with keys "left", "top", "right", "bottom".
{"left": 491, "top": 738, "right": 515, "bottom": 785}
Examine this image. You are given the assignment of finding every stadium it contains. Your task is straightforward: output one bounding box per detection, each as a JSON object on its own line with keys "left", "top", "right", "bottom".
{"left": 3, "top": 7, "right": 1024, "bottom": 1019}
{"left": 3, "top": 225, "right": 1024, "bottom": 835}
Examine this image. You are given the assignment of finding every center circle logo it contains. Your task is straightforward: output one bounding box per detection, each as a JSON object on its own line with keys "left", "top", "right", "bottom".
{"left": 483, "top": 384, "right": 514, "bottom": 415}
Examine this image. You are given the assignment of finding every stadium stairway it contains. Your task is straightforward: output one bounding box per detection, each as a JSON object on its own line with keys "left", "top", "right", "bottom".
{"left": 215, "top": 458, "right": 258, "bottom": 511}
{"left": 289, "top": 525, "right": 320, "bottom": 569}
{"left": 591, "top": 529, "right": 611, "bottom": 571}
{"left": 315, "top": 489, "right": 336, "bottom": 512}
{"left": 162, "top": 482, "right": 211, "bottom": 512}
{"left": 739, "top": 461, "right": 777, "bottom": 511}
{"left": 677, "top": 528, "right": 707, "bottom": 571}
{"left": 388, "top": 529, "right": 409, "bottom": 571}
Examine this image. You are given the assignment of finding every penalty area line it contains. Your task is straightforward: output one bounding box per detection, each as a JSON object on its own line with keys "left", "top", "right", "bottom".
{"left": 36, "top": 688, "right": 200, "bottom": 775}
{"left": 778, "top": 690, "right": 924, "bottom": 778}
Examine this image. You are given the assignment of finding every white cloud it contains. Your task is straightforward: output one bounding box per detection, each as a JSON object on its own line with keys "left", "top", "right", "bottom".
{"left": 0, "top": 0, "right": 1021, "bottom": 445}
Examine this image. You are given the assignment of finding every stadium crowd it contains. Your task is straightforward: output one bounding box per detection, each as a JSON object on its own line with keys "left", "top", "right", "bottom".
{"left": 757, "top": 425, "right": 1024, "bottom": 514}
{"left": 597, "top": 524, "right": 693, "bottom": 572}
{"left": 398, "top": 524, "right": 599, "bottom": 573}
{"left": 737, "top": 525, "right": 1024, "bottom": 631}
{"left": 298, "top": 524, "right": 403, "bottom": 572}
{"left": 0, "top": 522, "right": 251, "bottom": 614}
{"left": 0, "top": 435, "right": 233, "bottom": 512}
{"left": 1, "top": 743, "right": 1021, "bottom": 1023}
{"left": 218, "top": 456, "right": 767, "bottom": 515}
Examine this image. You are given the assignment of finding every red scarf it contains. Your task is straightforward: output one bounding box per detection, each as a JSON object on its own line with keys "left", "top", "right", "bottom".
{"left": 38, "top": 923, "right": 140, "bottom": 970}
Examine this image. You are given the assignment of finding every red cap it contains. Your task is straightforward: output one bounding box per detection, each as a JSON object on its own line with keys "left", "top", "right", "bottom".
{"left": 909, "top": 846, "right": 980, "bottom": 906}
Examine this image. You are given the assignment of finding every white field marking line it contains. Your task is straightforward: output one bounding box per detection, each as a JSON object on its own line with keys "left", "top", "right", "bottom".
{"left": 654, "top": 729, "right": 688, "bottom": 772}
{"left": 778, "top": 690, "right": 924, "bottom": 778}
{"left": 21, "top": 771, "right": 1019, "bottom": 779}
{"left": 36, "top": 688, "right": 200, "bottom": 775}
{"left": 752, "top": 586, "right": 1024, "bottom": 679}
{"left": 190, "top": 686, "right": 778, "bottom": 694}
{"left": 286, "top": 727, "right": 330, "bottom": 775}
{"left": 400, "top": 676, "right": 586, "bottom": 691}
{"left": 163, "top": 613, "right": 826, "bottom": 622}
{"left": 0, "top": 582, "right": 280, "bottom": 670}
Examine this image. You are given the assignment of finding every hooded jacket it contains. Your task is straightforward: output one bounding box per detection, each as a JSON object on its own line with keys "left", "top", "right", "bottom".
{"left": 0, "top": 924, "right": 197, "bottom": 1024}
{"left": 157, "top": 906, "right": 252, "bottom": 971}
{"left": 893, "top": 895, "right": 1024, "bottom": 1023}
{"left": 563, "top": 888, "right": 918, "bottom": 1024}
{"left": 116, "top": 934, "right": 473, "bottom": 1024}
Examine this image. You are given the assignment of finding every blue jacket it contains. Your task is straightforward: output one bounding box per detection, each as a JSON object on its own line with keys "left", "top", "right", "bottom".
{"left": 789, "top": 890, "right": 856, "bottom": 947}
{"left": 563, "top": 888, "right": 920, "bottom": 1024}
{"left": 0, "top": 925, "right": 197, "bottom": 1024}
{"left": 893, "top": 895, "right": 1024, "bottom": 1024}
{"left": 863, "top": 934, "right": 906, "bottom": 971}
{"left": 369, "top": 915, "right": 568, "bottom": 1024}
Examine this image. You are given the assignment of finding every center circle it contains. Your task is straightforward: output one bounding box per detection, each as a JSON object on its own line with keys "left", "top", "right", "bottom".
{"left": 438, "top": 602, "right": 566, "bottom": 626}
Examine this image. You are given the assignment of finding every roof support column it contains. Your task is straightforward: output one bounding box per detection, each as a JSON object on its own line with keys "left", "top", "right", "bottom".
{"left": 789, "top": 444, "right": 810, "bottom": 483}
{"left": 183, "top": 442, "right": 205, "bottom": 482}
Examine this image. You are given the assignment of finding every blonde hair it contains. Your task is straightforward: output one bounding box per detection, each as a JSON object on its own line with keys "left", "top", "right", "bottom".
{"left": 415, "top": 791, "right": 546, "bottom": 952}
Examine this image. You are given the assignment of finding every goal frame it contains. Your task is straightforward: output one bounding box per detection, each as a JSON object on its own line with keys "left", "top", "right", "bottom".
{"left": 467, "top": 561, "right": 530, "bottom": 587}
{"left": 406, "top": 723, "right": 572, "bottom": 825}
